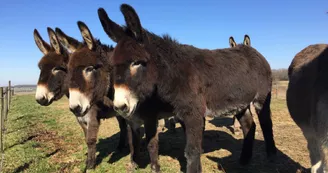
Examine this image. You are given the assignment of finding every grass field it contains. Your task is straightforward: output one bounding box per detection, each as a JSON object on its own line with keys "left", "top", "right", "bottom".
{"left": 2, "top": 82, "right": 311, "bottom": 173}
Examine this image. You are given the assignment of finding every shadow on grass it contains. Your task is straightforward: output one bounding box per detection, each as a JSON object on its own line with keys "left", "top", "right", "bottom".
{"left": 94, "top": 122, "right": 308, "bottom": 173}
{"left": 12, "top": 149, "right": 60, "bottom": 173}
{"left": 159, "top": 127, "right": 308, "bottom": 173}
{"left": 5, "top": 134, "right": 38, "bottom": 150}
{"left": 95, "top": 131, "right": 130, "bottom": 166}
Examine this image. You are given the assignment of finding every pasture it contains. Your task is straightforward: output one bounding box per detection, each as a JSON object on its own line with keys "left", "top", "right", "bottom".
{"left": 2, "top": 81, "right": 310, "bottom": 173}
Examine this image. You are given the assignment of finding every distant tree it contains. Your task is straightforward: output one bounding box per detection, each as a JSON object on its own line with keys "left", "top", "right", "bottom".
{"left": 272, "top": 68, "right": 289, "bottom": 81}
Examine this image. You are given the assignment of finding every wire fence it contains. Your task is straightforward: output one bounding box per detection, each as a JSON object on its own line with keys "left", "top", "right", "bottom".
{"left": 0, "top": 81, "right": 14, "bottom": 172}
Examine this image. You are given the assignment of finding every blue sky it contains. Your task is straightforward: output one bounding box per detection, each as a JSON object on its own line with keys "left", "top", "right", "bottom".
{"left": 0, "top": 0, "right": 327, "bottom": 86}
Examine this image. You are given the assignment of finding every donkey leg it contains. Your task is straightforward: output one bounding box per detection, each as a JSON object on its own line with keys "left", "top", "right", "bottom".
{"left": 236, "top": 107, "right": 256, "bottom": 165}
{"left": 179, "top": 110, "right": 204, "bottom": 173}
{"left": 253, "top": 93, "right": 277, "bottom": 158}
{"left": 303, "top": 133, "right": 322, "bottom": 173}
{"left": 314, "top": 98, "right": 328, "bottom": 173}
{"left": 144, "top": 118, "right": 161, "bottom": 173}
{"left": 85, "top": 113, "right": 100, "bottom": 169}
{"left": 76, "top": 117, "right": 87, "bottom": 138}
{"left": 127, "top": 122, "right": 141, "bottom": 170}
{"left": 76, "top": 118, "right": 88, "bottom": 156}
{"left": 116, "top": 116, "right": 128, "bottom": 151}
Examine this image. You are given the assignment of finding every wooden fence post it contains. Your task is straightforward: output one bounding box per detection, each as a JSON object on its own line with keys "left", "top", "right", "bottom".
{"left": 8, "top": 81, "right": 11, "bottom": 108}
{"left": 4, "top": 88, "right": 8, "bottom": 121}
{"left": 0, "top": 87, "right": 4, "bottom": 153}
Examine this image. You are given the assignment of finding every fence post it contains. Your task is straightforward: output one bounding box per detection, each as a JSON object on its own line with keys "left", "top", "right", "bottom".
{"left": 8, "top": 81, "right": 11, "bottom": 109}
{"left": 0, "top": 87, "right": 3, "bottom": 153}
{"left": 4, "top": 88, "right": 8, "bottom": 121}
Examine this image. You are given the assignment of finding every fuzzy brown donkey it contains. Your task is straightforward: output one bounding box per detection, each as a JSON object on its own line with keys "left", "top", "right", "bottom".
{"left": 287, "top": 44, "right": 328, "bottom": 173}
{"left": 99, "top": 4, "right": 277, "bottom": 173}
{"left": 228, "top": 34, "right": 252, "bottom": 133}
{"left": 58, "top": 20, "right": 189, "bottom": 172}
{"left": 34, "top": 27, "right": 128, "bottom": 170}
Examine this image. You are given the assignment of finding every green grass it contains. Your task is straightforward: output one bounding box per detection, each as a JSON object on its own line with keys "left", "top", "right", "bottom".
{"left": 2, "top": 94, "right": 310, "bottom": 173}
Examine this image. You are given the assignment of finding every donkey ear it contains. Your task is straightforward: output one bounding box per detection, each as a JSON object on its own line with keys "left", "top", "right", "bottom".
{"left": 33, "top": 29, "right": 51, "bottom": 55}
{"left": 47, "top": 27, "right": 63, "bottom": 54}
{"left": 77, "top": 21, "right": 95, "bottom": 50}
{"left": 243, "top": 34, "right": 251, "bottom": 46}
{"left": 120, "top": 4, "right": 145, "bottom": 43}
{"left": 98, "top": 8, "right": 126, "bottom": 43}
{"left": 229, "top": 36, "right": 237, "bottom": 48}
{"left": 55, "top": 28, "right": 80, "bottom": 53}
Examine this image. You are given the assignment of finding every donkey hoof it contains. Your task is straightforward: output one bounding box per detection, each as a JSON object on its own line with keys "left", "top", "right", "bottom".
{"left": 127, "top": 161, "right": 138, "bottom": 172}
{"left": 151, "top": 164, "right": 161, "bottom": 173}
{"left": 85, "top": 159, "right": 96, "bottom": 170}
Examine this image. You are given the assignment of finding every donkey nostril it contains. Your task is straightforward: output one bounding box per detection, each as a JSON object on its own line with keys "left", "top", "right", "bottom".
{"left": 114, "top": 104, "right": 129, "bottom": 113}
{"left": 36, "top": 96, "right": 48, "bottom": 105}
{"left": 122, "top": 104, "right": 128, "bottom": 113}
{"left": 70, "top": 105, "right": 82, "bottom": 116}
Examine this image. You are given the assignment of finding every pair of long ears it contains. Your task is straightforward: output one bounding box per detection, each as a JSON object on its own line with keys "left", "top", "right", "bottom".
{"left": 229, "top": 35, "right": 251, "bottom": 48}
{"left": 34, "top": 28, "right": 63, "bottom": 55}
{"left": 55, "top": 21, "right": 96, "bottom": 53}
{"left": 98, "top": 4, "right": 147, "bottom": 44}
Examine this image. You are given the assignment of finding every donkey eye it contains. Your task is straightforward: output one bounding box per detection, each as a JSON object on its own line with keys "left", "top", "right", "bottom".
{"left": 53, "top": 66, "right": 67, "bottom": 73}
{"left": 85, "top": 66, "right": 95, "bottom": 73}
{"left": 131, "top": 60, "right": 146, "bottom": 67}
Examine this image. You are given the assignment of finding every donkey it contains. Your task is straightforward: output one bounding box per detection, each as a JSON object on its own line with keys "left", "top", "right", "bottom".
{"left": 34, "top": 28, "right": 128, "bottom": 170}
{"left": 99, "top": 4, "right": 277, "bottom": 172}
{"left": 228, "top": 35, "right": 252, "bottom": 133}
{"left": 58, "top": 20, "right": 190, "bottom": 172}
{"left": 287, "top": 44, "right": 328, "bottom": 173}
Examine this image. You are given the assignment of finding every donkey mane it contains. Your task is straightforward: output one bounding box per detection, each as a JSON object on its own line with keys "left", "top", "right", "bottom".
{"left": 162, "top": 34, "right": 179, "bottom": 45}
{"left": 76, "top": 38, "right": 114, "bottom": 69}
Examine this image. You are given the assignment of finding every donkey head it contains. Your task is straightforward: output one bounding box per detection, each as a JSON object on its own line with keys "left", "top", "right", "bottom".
{"left": 56, "top": 22, "right": 113, "bottom": 117}
{"left": 34, "top": 28, "right": 69, "bottom": 106}
{"left": 98, "top": 5, "right": 158, "bottom": 117}
{"left": 229, "top": 35, "right": 251, "bottom": 48}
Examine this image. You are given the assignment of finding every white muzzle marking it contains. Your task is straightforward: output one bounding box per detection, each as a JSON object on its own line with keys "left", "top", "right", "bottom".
{"left": 69, "top": 89, "right": 90, "bottom": 114}
{"left": 113, "top": 85, "right": 139, "bottom": 117}
{"left": 35, "top": 84, "right": 54, "bottom": 102}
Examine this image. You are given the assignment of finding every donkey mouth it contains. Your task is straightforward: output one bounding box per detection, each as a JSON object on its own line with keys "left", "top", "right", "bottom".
{"left": 124, "top": 102, "right": 139, "bottom": 119}
{"left": 36, "top": 97, "right": 54, "bottom": 106}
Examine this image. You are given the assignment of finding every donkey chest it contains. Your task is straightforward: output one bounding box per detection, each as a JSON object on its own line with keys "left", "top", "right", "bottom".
{"left": 77, "top": 113, "right": 91, "bottom": 125}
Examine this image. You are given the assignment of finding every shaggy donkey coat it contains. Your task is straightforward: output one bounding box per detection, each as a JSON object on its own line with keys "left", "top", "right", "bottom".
{"left": 287, "top": 44, "right": 328, "bottom": 173}
{"left": 34, "top": 27, "right": 128, "bottom": 170}
{"left": 228, "top": 34, "right": 252, "bottom": 133}
{"left": 55, "top": 22, "right": 185, "bottom": 171}
{"left": 98, "top": 4, "right": 276, "bottom": 173}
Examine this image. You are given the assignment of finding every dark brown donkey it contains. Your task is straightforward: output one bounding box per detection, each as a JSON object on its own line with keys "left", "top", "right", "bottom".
{"left": 228, "top": 34, "right": 252, "bottom": 133}
{"left": 99, "top": 4, "right": 277, "bottom": 172}
{"left": 287, "top": 44, "right": 328, "bottom": 173}
{"left": 57, "top": 20, "right": 187, "bottom": 172}
{"left": 34, "top": 28, "right": 128, "bottom": 170}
